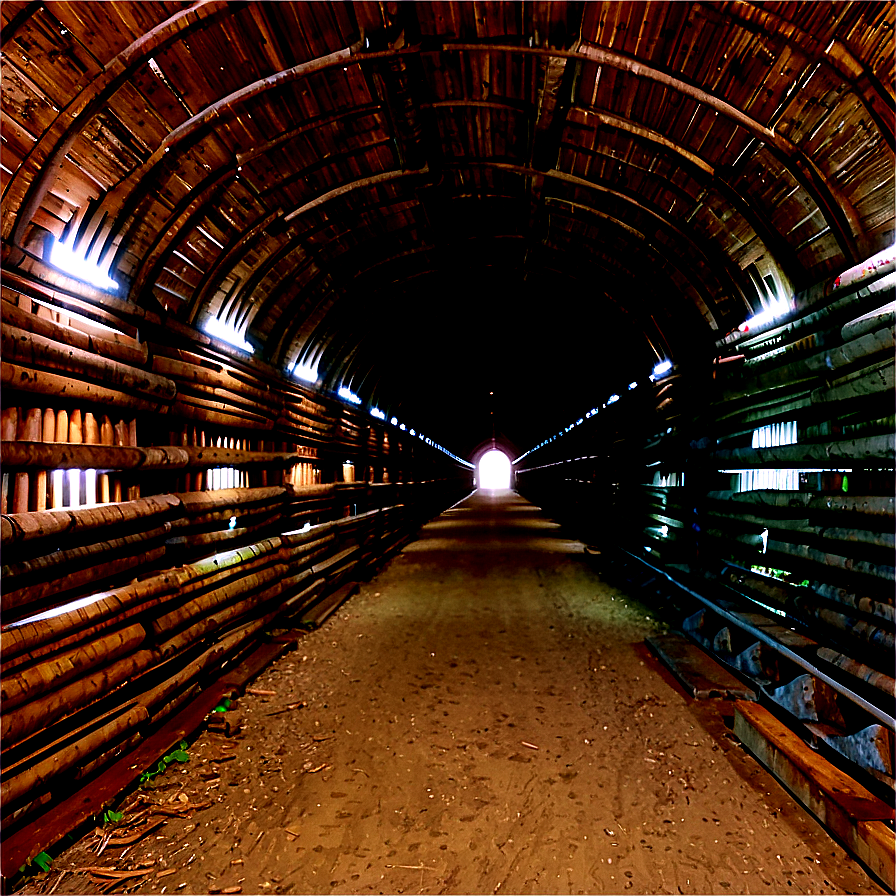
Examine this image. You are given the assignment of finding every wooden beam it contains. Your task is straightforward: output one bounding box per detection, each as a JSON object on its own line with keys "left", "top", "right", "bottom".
{"left": 734, "top": 701, "right": 895, "bottom": 890}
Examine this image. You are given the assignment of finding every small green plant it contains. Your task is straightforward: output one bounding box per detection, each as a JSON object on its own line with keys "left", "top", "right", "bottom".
{"left": 750, "top": 564, "right": 790, "bottom": 581}
{"left": 102, "top": 809, "right": 124, "bottom": 827}
{"left": 19, "top": 851, "right": 53, "bottom": 876}
{"left": 213, "top": 698, "right": 233, "bottom": 713}
{"left": 139, "top": 740, "right": 190, "bottom": 785}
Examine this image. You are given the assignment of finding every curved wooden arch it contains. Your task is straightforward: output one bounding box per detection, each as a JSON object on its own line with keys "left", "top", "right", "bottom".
{"left": 222, "top": 156, "right": 745, "bottom": 367}
{"left": 39, "top": 33, "right": 867, "bottom": 291}
{"left": 7, "top": 0, "right": 234, "bottom": 245}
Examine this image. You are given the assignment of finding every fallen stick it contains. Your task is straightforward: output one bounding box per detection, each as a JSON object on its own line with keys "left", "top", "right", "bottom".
{"left": 106, "top": 819, "right": 165, "bottom": 846}
{"left": 79, "top": 866, "right": 155, "bottom": 879}
{"left": 385, "top": 864, "right": 435, "bottom": 871}
{"left": 265, "top": 701, "right": 306, "bottom": 716}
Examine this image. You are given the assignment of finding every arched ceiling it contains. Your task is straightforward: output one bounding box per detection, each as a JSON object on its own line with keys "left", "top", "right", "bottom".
{"left": 2, "top": 1, "right": 893, "bottom": 455}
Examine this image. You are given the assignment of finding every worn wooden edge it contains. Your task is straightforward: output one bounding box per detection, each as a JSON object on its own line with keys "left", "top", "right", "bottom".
{"left": 0, "top": 632, "right": 303, "bottom": 882}
{"left": 733, "top": 700, "right": 895, "bottom": 891}
{"left": 300, "top": 581, "right": 361, "bottom": 628}
{"left": 646, "top": 632, "right": 757, "bottom": 700}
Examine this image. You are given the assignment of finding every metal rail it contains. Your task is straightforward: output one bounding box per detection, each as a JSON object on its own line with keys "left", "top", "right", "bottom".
{"left": 620, "top": 549, "right": 896, "bottom": 730}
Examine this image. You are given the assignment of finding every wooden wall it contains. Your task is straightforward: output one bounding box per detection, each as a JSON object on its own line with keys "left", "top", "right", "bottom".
{"left": 516, "top": 263, "right": 894, "bottom": 791}
{"left": 0, "top": 269, "right": 471, "bottom": 853}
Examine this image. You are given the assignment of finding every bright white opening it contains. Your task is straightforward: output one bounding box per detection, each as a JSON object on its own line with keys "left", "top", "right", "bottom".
{"left": 292, "top": 361, "right": 319, "bottom": 383}
{"left": 478, "top": 449, "right": 511, "bottom": 489}
{"left": 338, "top": 386, "right": 361, "bottom": 404}
{"left": 651, "top": 359, "right": 672, "bottom": 380}
{"left": 202, "top": 316, "right": 254, "bottom": 353}
{"left": 50, "top": 236, "right": 119, "bottom": 291}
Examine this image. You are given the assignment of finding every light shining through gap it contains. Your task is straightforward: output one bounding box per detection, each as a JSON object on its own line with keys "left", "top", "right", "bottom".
{"left": 202, "top": 316, "right": 254, "bottom": 353}
{"left": 50, "top": 237, "right": 119, "bottom": 291}
{"left": 292, "top": 362, "right": 319, "bottom": 383}
{"left": 338, "top": 386, "right": 361, "bottom": 404}
{"left": 652, "top": 359, "right": 672, "bottom": 379}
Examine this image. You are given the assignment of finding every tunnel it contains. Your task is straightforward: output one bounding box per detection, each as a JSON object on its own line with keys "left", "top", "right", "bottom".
{"left": 0, "top": 1, "right": 894, "bottom": 893}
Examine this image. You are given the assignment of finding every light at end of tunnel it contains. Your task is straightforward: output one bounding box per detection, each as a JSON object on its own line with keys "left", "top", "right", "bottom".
{"left": 478, "top": 449, "right": 511, "bottom": 489}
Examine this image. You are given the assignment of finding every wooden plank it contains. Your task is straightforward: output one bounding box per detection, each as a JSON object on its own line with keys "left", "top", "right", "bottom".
{"left": 0, "top": 632, "right": 300, "bottom": 878}
{"left": 734, "top": 700, "right": 895, "bottom": 890}
{"left": 300, "top": 581, "right": 359, "bottom": 627}
{"left": 646, "top": 633, "right": 756, "bottom": 700}
{"left": 0, "top": 686, "right": 224, "bottom": 878}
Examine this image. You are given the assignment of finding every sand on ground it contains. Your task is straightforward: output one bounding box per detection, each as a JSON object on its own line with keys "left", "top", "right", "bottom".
{"left": 18, "top": 491, "right": 884, "bottom": 896}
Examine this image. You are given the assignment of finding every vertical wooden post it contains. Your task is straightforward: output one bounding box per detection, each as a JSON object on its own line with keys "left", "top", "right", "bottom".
{"left": 35, "top": 408, "right": 56, "bottom": 512}
{"left": 100, "top": 414, "right": 114, "bottom": 503}
{"left": 13, "top": 407, "right": 42, "bottom": 513}
{"left": 1, "top": 406, "right": 19, "bottom": 514}
{"left": 127, "top": 418, "right": 140, "bottom": 500}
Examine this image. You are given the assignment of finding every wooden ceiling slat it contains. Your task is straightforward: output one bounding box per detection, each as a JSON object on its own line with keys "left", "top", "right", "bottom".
{"left": 126, "top": 63, "right": 192, "bottom": 132}
{"left": 1, "top": 1, "right": 35, "bottom": 32}
{"left": 105, "top": 83, "right": 172, "bottom": 159}
{"left": 2, "top": 6, "right": 103, "bottom": 108}
{"left": 1, "top": 108, "right": 36, "bottom": 162}
{"left": 2, "top": 1, "right": 892, "bottom": 442}
{"left": 148, "top": 42, "right": 214, "bottom": 119}
{"left": 46, "top": 2, "right": 157, "bottom": 62}
{"left": 1, "top": 59, "right": 59, "bottom": 141}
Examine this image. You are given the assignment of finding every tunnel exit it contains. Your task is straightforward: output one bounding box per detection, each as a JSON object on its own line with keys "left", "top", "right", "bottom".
{"left": 477, "top": 448, "right": 512, "bottom": 489}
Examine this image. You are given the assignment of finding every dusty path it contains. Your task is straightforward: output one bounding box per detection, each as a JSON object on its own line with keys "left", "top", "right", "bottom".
{"left": 23, "top": 491, "right": 883, "bottom": 895}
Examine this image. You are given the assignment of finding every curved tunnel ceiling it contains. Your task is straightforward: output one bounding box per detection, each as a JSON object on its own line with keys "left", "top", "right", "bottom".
{"left": 2, "top": 1, "right": 893, "bottom": 456}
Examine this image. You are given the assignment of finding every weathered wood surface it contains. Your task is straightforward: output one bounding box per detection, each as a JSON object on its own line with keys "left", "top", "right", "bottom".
{"left": 0, "top": 480, "right": 461, "bottom": 827}
{"left": 3, "top": 533, "right": 169, "bottom": 612}
{"left": 711, "top": 434, "right": 895, "bottom": 467}
{"left": 2, "top": 324, "right": 176, "bottom": 400}
{"left": 1, "top": 299, "right": 149, "bottom": 367}
{"left": 1, "top": 441, "right": 189, "bottom": 470}
{"left": 1, "top": 704, "right": 150, "bottom": 809}
{"left": 734, "top": 701, "right": 895, "bottom": 890}
{"left": 1, "top": 494, "right": 180, "bottom": 545}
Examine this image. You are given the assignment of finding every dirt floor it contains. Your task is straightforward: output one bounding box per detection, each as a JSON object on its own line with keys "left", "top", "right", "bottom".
{"left": 16, "top": 491, "right": 885, "bottom": 896}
